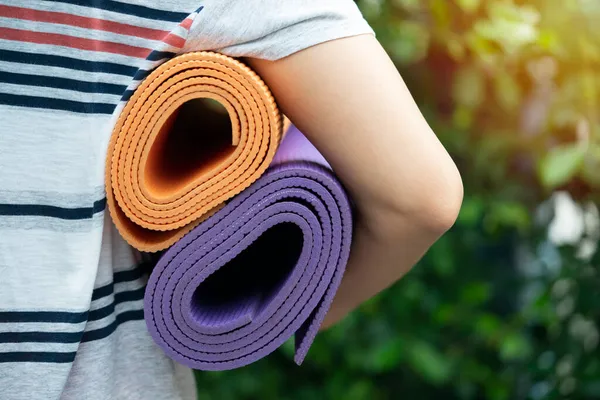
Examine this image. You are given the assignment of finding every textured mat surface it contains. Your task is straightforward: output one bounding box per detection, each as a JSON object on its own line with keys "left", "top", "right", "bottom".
{"left": 105, "top": 51, "right": 284, "bottom": 252}
{"left": 144, "top": 126, "right": 353, "bottom": 370}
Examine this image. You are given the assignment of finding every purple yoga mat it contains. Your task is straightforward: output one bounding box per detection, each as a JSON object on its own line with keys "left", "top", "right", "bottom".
{"left": 144, "top": 125, "right": 353, "bottom": 371}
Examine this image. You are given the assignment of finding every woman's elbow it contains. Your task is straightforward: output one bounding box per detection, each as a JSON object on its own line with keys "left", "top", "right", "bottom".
{"left": 420, "top": 173, "right": 463, "bottom": 235}
{"left": 379, "top": 157, "right": 464, "bottom": 236}
{"left": 422, "top": 160, "right": 463, "bottom": 233}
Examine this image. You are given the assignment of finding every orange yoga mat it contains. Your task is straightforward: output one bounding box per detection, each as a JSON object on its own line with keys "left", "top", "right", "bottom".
{"left": 105, "top": 52, "right": 287, "bottom": 252}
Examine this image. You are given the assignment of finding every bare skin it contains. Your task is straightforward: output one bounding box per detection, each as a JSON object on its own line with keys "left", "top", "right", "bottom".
{"left": 247, "top": 34, "right": 463, "bottom": 329}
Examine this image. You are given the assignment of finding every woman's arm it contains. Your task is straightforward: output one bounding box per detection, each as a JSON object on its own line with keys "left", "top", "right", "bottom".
{"left": 247, "top": 34, "right": 463, "bottom": 328}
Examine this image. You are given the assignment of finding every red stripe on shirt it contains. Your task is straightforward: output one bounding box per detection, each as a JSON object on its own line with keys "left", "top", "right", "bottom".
{"left": 180, "top": 17, "right": 193, "bottom": 30}
{"left": 0, "top": 27, "right": 150, "bottom": 58}
{"left": 0, "top": 5, "right": 169, "bottom": 40}
{"left": 162, "top": 33, "right": 185, "bottom": 48}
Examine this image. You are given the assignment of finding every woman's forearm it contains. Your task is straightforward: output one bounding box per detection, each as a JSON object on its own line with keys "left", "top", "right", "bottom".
{"left": 321, "top": 207, "right": 457, "bottom": 329}
{"left": 248, "top": 34, "right": 463, "bottom": 330}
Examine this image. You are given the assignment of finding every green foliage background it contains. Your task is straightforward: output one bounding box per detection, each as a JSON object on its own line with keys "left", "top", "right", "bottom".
{"left": 194, "top": 1, "right": 600, "bottom": 398}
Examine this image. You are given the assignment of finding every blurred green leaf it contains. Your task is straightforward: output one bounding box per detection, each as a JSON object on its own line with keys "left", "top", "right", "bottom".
{"left": 458, "top": 197, "right": 484, "bottom": 226}
{"left": 456, "top": 0, "right": 481, "bottom": 14}
{"left": 304, "top": 336, "right": 334, "bottom": 368}
{"left": 538, "top": 143, "right": 586, "bottom": 188}
{"left": 280, "top": 338, "right": 295, "bottom": 360}
{"left": 453, "top": 65, "right": 486, "bottom": 109}
{"left": 430, "top": 235, "right": 456, "bottom": 277}
{"left": 460, "top": 282, "right": 492, "bottom": 305}
{"left": 429, "top": 0, "right": 451, "bottom": 29}
{"left": 407, "top": 341, "right": 454, "bottom": 384}
{"left": 476, "top": 3, "right": 540, "bottom": 55}
{"left": 389, "top": 21, "right": 430, "bottom": 64}
{"left": 434, "top": 304, "right": 458, "bottom": 324}
{"left": 500, "top": 333, "right": 532, "bottom": 361}
{"left": 365, "top": 337, "right": 405, "bottom": 372}
{"left": 474, "top": 314, "right": 502, "bottom": 341}
{"left": 494, "top": 70, "right": 522, "bottom": 111}
{"left": 345, "top": 379, "right": 376, "bottom": 400}
{"left": 392, "top": 0, "right": 420, "bottom": 11}
{"left": 582, "top": 144, "right": 600, "bottom": 187}
{"left": 485, "top": 201, "right": 531, "bottom": 233}
{"left": 536, "top": 29, "right": 561, "bottom": 53}
{"left": 453, "top": 104, "right": 475, "bottom": 129}
{"left": 487, "top": 381, "right": 511, "bottom": 400}
{"left": 447, "top": 36, "right": 466, "bottom": 61}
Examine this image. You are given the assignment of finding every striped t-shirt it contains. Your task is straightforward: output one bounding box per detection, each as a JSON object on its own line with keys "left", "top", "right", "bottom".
{"left": 0, "top": 1, "right": 372, "bottom": 399}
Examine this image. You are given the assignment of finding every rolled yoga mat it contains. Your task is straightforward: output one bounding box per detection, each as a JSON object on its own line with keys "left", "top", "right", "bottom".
{"left": 105, "top": 51, "right": 286, "bottom": 252}
{"left": 144, "top": 125, "right": 353, "bottom": 371}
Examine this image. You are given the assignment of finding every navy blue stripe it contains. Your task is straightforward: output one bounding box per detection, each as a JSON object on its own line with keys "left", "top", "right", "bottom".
{"left": 91, "top": 265, "right": 147, "bottom": 301}
{"left": 0, "top": 303, "right": 145, "bottom": 344}
{"left": 0, "top": 71, "right": 126, "bottom": 95}
{"left": 90, "top": 284, "right": 113, "bottom": 302}
{"left": 114, "top": 286, "right": 145, "bottom": 304}
{"left": 0, "top": 310, "right": 146, "bottom": 362}
{"left": 0, "top": 50, "right": 138, "bottom": 76}
{"left": 121, "top": 89, "right": 134, "bottom": 101}
{"left": 146, "top": 50, "right": 176, "bottom": 61}
{"left": 88, "top": 287, "right": 145, "bottom": 321}
{"left": 45, "top": 0, "right": 189, "bottom": 22}
{"left": 0, "top": 93, "right": 115, "bottom": 114}
{"left": 0, "top": 198, "right": 107, "bottom": 220}
{"left": 88, "top": 302, "right": 115, "bottom": 321}
{"left": 0, "top": 351, "right": 76, "bottom": 363}
{"left": 0, "top": 331, "right": 82, "bottom": 344}
{"left": 120, "top": 67, "right": 152, "bottom": 101}
{"left": 93, "top": 198, "right": 107, "bottom": 213}
{"left": 0, "top": 311, "right": 144, "bottom": 362}
{"left": 81, "top": 310, "right": 144, "bottom": 342}
{"left": 0, "top": 310, "right": 144, "bottom": 345}
{"left": 0, "top": 311, "right": 88, "bottom": 324}
{"left": 0, "top": 264, "right": 146, "bottom": 325}
{"left": 0, "top": 287, "right": 145, "bottom": 343}
{"left": 113, "top": 266, "right": 146, "bottom": 283}
{"left": 133, "top": 69, "right": 151, "bottom": 80}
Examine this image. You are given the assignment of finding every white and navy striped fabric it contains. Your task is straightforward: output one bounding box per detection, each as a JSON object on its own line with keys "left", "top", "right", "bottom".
{"left": 0, "top": 1, "right": 372, "bottom": 398}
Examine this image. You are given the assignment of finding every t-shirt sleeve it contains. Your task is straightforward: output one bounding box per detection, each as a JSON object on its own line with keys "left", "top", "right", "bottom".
{"left": 182, "top": 0, "right": 374, "bottom": 60}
